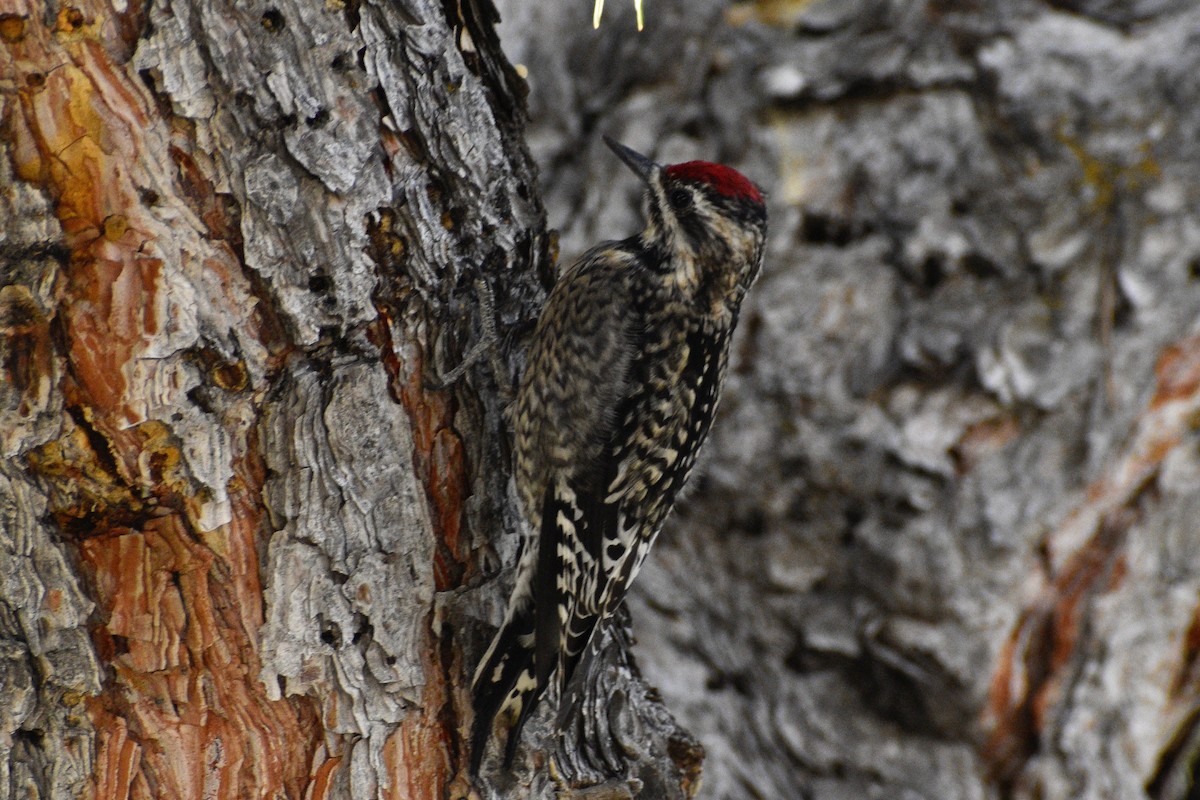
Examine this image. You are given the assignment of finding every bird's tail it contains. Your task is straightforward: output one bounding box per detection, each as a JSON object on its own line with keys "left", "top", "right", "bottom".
{"left": 469, "top": 597, "right": 545, "bottom": 775}
{"left": 470, "top": 480, "right": 582, "bottom": 774}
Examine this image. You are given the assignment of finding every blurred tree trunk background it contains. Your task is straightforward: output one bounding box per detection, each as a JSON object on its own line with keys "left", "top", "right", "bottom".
{"left": 498, "top": 1, "right": 1200, "bottom": 798}
{"left": 3, "top": 0, "right": 1200, "bottom": 799}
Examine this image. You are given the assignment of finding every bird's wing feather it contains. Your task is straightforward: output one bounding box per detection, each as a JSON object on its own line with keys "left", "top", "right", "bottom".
{"left": 474, "top": 244, "right": 642, "bottom": 770}
{"left": 522, "top": 247, "right": 644, "bottom": 695}
{"left": 599, "top": 323, "right": 731, "bottom": 614}
{"left": 514, "top": 245, "right": 643, "bottom": 503}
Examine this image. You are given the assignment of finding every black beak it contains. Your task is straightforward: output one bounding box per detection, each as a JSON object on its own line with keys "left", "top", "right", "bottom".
{"left": 603, "top": 135, "right": 657, "bottom": 185}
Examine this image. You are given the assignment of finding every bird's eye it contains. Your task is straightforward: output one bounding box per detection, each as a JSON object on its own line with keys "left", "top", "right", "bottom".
{"left": 668, "top": 188, "right": 693, "bottom": 212}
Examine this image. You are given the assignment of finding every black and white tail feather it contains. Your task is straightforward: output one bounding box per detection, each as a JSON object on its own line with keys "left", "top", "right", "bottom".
{"left": 470, "top": 476, "right": 617, "bottom": 775}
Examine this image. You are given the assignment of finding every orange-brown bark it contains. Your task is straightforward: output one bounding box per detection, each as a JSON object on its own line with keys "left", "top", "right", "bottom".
{"left": 984, "top": 333, "right": 1200, "bottom": 783}
{"left": 1, "top": 1, "right": 324, "bottom": 796}
{"left": 370, "top": 314, "right": 473, "bottom": 792}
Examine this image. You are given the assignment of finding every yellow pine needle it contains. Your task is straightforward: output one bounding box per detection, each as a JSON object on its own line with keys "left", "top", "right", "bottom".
{"left": 593, "top": 0, "right": 645, "bottom": 31}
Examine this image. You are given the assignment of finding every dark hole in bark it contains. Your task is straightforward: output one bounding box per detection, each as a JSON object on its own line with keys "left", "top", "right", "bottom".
{"left": 261, "top": 7, "right": 285, "bottom": 32}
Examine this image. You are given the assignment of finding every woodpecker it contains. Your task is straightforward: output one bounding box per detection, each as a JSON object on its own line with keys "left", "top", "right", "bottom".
{"left": 470, "top": 136, "right": 767, "bottom": 774}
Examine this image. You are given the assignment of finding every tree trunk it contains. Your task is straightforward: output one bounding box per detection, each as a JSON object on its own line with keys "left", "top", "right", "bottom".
{"left": 497, "top": 1, "right": 1200, "bottom": 798}
{"left": 7, "top": 0, "right": 1200, "bottom": 799}
{"left": 0, "top": 1, "right": 693, "bottom": 798}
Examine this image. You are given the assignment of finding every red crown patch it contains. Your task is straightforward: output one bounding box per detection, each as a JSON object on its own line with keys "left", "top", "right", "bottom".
{"left": 664, "top": 161, "right": 764, "bottom": 205}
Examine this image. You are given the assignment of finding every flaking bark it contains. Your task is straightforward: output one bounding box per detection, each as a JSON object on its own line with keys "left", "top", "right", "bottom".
{"left": 498, "top": 1, "right": 1200, "bottom": 798}
{"left": 1, "top": 0, "right": 694, "bottom": 798}
{"left": 9, "top": 0, "right": 1200, "bottom": 798}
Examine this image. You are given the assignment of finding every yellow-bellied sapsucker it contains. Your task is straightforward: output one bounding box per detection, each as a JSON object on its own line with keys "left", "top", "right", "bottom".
{"left": 470, "top": 136, "right": 767, "bottom": 774}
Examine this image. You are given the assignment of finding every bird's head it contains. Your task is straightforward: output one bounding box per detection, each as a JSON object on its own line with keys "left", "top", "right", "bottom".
{"left": 604, "top": 135, "right": 767, "bottom": 299}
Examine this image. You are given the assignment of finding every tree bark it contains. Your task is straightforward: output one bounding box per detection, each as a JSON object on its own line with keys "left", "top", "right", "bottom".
{"left": 0, "top": 1, "right": 693, "bottom": 798}
{"left": 8, "top": 0, "right": 1200, "bottom": 799}
{"left": 496, "top": 1, "right": 1200, "bottom": 798}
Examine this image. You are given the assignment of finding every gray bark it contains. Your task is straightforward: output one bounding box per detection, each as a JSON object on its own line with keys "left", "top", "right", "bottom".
{"left": 1, "top": 157, "right": 99, "bottom": 800}
{"left": 1, "top": 0, "right": 691, "bottom": 798}
{"left": 496, "top": 1, "right": 1200, "bottom": 799}
{"left": 7, "top": 0, "right": 1200, "bottom": 798}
